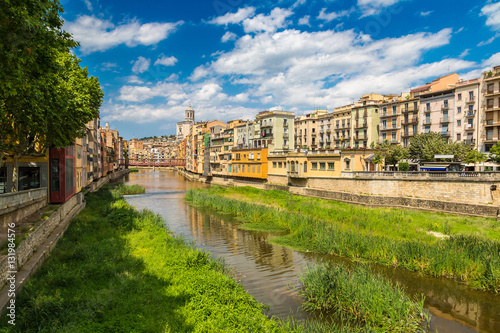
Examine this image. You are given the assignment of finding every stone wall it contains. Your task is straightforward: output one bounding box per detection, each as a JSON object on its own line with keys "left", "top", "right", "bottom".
{"left": 0, "top": 192, "right": 84, "bottom": 289}
{"left": 306, "top": 177, "right": 499, "bottom": 206}
{"left": 0, "top": 188, "right": 47, "bottom": 229}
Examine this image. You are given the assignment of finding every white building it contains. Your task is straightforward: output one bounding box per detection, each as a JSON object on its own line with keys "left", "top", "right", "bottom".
{"left": 176, "top": 106, "right": 195, "bottom": 141}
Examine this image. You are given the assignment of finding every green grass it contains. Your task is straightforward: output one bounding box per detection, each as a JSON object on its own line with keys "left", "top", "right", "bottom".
{"left": 299, "top": 262, "right": 427, "bottom": 333}
{"left": 113, "top": 183, "right": 145, "bottom": 195}
{"left": 0, "top": 184, "right": 306, "bottom": 332}
{"left": 129, "top": 168, "right": 139, "bottom": 173}
{"left": 185, "top": 186, "right": 500, "bottom": 292}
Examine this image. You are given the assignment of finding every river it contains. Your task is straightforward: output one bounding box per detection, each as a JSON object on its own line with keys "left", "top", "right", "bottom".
{"left": 124, "top": 169, "right": 500, "bottom": 333}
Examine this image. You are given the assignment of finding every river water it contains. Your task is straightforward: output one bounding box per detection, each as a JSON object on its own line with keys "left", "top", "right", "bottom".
{"left": 124, "top": 170, "right": 500, "bottom": 333}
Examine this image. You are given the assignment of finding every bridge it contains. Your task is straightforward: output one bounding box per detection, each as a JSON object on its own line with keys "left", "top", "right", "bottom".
{"left": 120, "top": 159, "right": 185, "bottom": 167}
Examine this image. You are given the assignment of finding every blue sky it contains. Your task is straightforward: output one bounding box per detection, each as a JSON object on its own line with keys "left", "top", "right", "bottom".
{"left": 61, "top": 0, "right": 500, "bottom": 140}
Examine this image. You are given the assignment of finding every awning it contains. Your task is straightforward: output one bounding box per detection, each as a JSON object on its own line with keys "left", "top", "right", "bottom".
{"left": 364, "top": 154, "right": 375, "bottom": 161}
{"left": 420, "top": 164, "right": 449, "bottom": 171}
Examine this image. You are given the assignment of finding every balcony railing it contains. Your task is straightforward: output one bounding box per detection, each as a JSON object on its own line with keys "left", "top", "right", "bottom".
{"left": 440, "top": 131, "right": 451, "bottom": 137}
{"left": 440, "top": 117, "right": 450, "bottom": 124}
{"left": 341, "top": 171, "right": 500, "bottom": 180}
{"left": 464, "top": 124, "right": 474, "bottom": 131}
{"left": 424, "top": 108, "right": 431, "bottom": 113}
{"left": 442, "top": 105, "right": 449, "bottom": 111}
{"left": 465, "top": 111, "right": 476, "bottom": 118}
{"left": 423, "top": 119, "right": 432, "bottom": 125}
{"left": 466, "top": 96, "right": 475, "bottom": 103}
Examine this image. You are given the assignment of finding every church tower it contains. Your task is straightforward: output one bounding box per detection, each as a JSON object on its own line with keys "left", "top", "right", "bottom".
{"left": 185, "top": 105, "right": 195, "bottom": 123}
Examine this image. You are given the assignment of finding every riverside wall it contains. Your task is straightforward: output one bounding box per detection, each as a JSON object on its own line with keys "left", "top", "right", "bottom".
{"left": 178, "top": 169, "right": 499, "bottom": 218}
{"left": 0, "top": 169, "right": 130, "bottom": 314}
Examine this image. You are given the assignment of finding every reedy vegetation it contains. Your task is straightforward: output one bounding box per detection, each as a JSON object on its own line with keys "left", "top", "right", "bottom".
{"left": 0, "top": 185, "right": 295, "bottom": 332}
{"left": 299, "top": 262, "right": 426, "bottom": 332}
{"left": 185, "top": 186, "right": 500, "bottom": 292}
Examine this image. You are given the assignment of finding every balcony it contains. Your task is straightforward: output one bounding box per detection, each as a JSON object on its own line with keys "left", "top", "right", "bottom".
{"left": 287, "top": 171, "right": 306, "bottom": 178}
{"left": 402, "top": 117, "right": 418, "bottom": 125}
{"left": 355, "top": 122, "right": 368, "bottom": 129}
{"left": 465, "top": 96, "right": 475, "bottom": 104}
{"left": 401, "top": 131, "right": 415, "bottom": 138}
{"left": 326, "top": 128, "right": 331, "bottom": 133}
{"left": 465, "top": 111, "right": 476, "bottom": 118}
{"left": 423, "top": 119, "right": 432, "bottom": 125}
{"left": 464, "top": 124, "right": 475, "bottom": 131}
{"left": 355, "top": 135, "right": 368, "bottom": 140}
{"left": 424, "top": 108, "right": 431, "bottom": 113}
{"left": 263, "top": 132, "right": 274, "bottom": 138}
{"left": 485, "top": 89, "right": 500, "bottom": 97}
{"left": 440, "top": 131, "right": 451, "bottom": 137}
{"left": 391, "top": 139, "right": 400, "bottom": 144}
{"left": 320, "top": 129, "right": 324, "bottom": 134}
{"left": 442, "top": 105, "right": 450, "bottom": 111}
{"left": 311, "top": 133, "right": 317, "bottom": 137}
{"left": 402, "top": 107, "right": 418, "bottom": 113}
{"left": 484, "top": 120, "right": 500, "bottom": 127}
{"left": 440, "top": 117, "right": 450, "bottom": 124}
{"left": 261, "top": 122, "right": 273, "bottom": 128}
{"left": 283, "top": 132, "right": 289, "bottom": 138}
{"left": 465, "top": 138, "right": 476, "bottom": 145}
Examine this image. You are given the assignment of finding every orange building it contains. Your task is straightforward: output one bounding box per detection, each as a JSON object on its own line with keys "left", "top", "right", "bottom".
{"left": 229, "top": 147, "right": 268, "bottom": 179}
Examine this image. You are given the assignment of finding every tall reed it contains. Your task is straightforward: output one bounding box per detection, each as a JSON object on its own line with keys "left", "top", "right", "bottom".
{"left": 299, "top": 262, "right": 426, "bottom": 332}
{"left": 186, "top": 188, "right": 500, "bottom": 292}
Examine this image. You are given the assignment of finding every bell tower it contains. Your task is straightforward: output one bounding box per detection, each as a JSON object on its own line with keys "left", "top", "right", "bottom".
{"left": 185, "top": 105, "right": 195, "bottom": 123}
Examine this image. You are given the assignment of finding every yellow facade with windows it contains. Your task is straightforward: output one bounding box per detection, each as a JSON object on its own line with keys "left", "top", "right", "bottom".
{"left": 230, "top": 147, "right": 268, "bottom": 179}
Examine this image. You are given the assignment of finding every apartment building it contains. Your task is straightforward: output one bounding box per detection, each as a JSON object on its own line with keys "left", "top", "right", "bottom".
{"left": 351, "top": 94, "right": 387, "bottom": 148}
{"left": 401, "top": 95, "right": 420, "bottom": 147}
{"left": 332, "top": 105, "right": 353, "bottom": 149}
{"left": 230, "top": 147, "right": 268, "bottom": 179}
{"left": 317, "top": 111, "right": 334, "bottom": 149}
{"left": 455, "top": 78, "right": 480, "bottom": 148}
{"left": 294, "top": 109, "right": 327, "bottom": 150}
{"left": 255, "top": 111, "right": 295, "bottom": 152}
{"left": 482, "top": 66, "right": 500, "bottom": 153}
{"left": 379, "top": 95, "right": 403, "bottom": 145}
{"left": 411, "top": 73, "right": 458, "bottom": 141}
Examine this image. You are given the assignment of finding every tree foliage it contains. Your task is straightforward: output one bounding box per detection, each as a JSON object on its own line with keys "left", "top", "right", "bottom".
{"left": 0, "top": 0, "right": 103, "bottom": 190}
{"left": 408, "top": 132, "right": 450, "bottom": 162}
{"left": 385, "top": 145, "right": 410, "bottom": 166}
{"left": 465, "top": 149, "right": 488, "bottom": 164}
{"left": 488, "top": 142, "right": 500, "bottom": 163}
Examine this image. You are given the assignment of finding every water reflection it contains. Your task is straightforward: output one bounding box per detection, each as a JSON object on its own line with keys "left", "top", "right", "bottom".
{"left": 124, "top": 170, "right": 500, "bottom": 332}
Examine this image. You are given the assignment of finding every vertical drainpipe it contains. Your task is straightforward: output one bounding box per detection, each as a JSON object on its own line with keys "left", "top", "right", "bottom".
{"left": 476, "top": 80, "right": 481, "bottom": 152}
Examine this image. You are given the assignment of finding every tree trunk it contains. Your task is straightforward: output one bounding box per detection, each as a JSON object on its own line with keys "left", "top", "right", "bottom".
{"left": 11, "top": 154, "right": 19, "bottom": 192}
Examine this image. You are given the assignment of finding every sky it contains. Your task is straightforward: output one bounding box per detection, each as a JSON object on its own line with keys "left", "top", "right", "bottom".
{"left": 61, "top": 0, "right": 500, "bottom": 140}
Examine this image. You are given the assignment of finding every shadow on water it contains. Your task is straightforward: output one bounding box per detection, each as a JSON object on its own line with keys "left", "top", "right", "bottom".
{"left": 124, "top": 169, "right": 500, "bottom": 333}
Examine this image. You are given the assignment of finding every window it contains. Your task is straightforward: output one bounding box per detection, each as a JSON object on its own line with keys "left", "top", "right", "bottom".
{"left": 457, "top": 133, "right": 461, "bottom": 141}
{"left": 304, "top": 162, "right": 307, "bottom": 173}
{"left": 382, "top": 133, "right": 387, "bottom": 141}
{"left": 392, "top": 105, "right": 397, "bottom": 113}
{"left": 252, "top": 165, "right": 255, "bottom": 173}
{"left": 19, "top": 167, "right": 40, "bottom": 191}
{"left": 457, "top": 107, "right": 461, "bottom": 114}
{"left": 320, "top": 162, "right": 326, "bottom": 170}
{"left": 0, "top": 167, "right": 6, "bottom": 194}
{"left": 273, "top": 162, "right": 277, "bottom": 168}
{"left": 328, "top": 162, "right": 335, "bottom": 170}
{"left": 257, "top": 152, "right": 261, "bottom": 160}
{"left": 391, "top": 118, "right": 396, "bottom": 128}
{"left": 278, "top": 162, "right": 283, "bottom": 168}
{"left": 257, "top": 165, "right": 260, "bottom": 173}
{"left": 426, "top": 103, "right": 430, "bottom": 111}
{"left": 457, "top": 119, "right": 461, "bottom": 127}
{"left": 392, "top": 132, "right": 396, "bottom": 141}
{"left": 457, "top": 93, "right": 462, "bottom": 100}
{"left": 425, "top": 126, "right": 430, "bottom": 133}
{"left": 312, "top": 162, "right": 318, "bottom": 170}
{"left": 249, "top": 153, "right": 254, "bottom": 159}
{"left": 469, "top": 105, "right": 473, "bottom": 112}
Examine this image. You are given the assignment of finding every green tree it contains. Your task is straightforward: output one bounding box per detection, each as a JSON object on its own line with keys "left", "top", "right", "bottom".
{"left": 385, "top": 145, "right": 410, "bottom": 167}
{"left": 449, "top": 141, "right": 472, "bottom": 162}
{"left": 465, "top": 149, "right": 488, "bottom": 164}
{"left": 0, "top": 0, "right": 103, "bottom": 191}
{"left": 408, "top": 132, "right": 450, "bottom": 162}
{"left": 489, "top": 142, "right": 500, "bottom": 163}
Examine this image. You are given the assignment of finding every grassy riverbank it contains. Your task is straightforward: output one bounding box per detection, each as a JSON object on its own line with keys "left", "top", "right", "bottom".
{"left": 185, "top": 186, "right": 500, "bottom": 292}
{"left": 0, "top": 185, "right": 299, "bottom": 332}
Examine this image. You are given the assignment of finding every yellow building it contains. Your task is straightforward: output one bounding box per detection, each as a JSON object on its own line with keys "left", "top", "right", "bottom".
{"left": 230, "top": 147, "right": 268, "bottom": 179}
{"left": 268, "top": 151, "right": 342, "bottom": 186}
{"left": 340, "top": 149, "right": 385, "bottom": 172}
{"left": 0, "top": 151, "right": 49, "bottom": 193}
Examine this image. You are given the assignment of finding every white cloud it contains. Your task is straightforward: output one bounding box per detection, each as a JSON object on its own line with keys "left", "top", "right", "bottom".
{"left": 459, "top": 49, "right": 470, "bottom": 58}
{"left": 190, "top": 65, "right": 211, "bottom": 81}
{"left": 358, "top": 0, "right": 401, "bottom": 16}
{"left": 298, "top": 15, "right": 311, "bottom": 26}
{"left": 477, "top": 32, "right": 500, "bottom": 46}
{"left": 419, "top": 11, "right": 433, "bottom": 17}
{"left": 206, "top": 27, "right": 463, "bottom": 108}
{"left": 154, "top": 55, "right": 178, "bottom": 67}
{"left": 482, "top": 2, "right": 500, "bottom": 31}
{"left": 317, "top": 8, "right": 351, "bottom": 22}
{"left": 242, "top": 8, "right": 293, "bottom": 33}
{"left": 229, "top": 93, "right": 250, "bottom": 102}
{"left": 221, "top": 31, "right": 237, "bottom": 42}
{"left": 83, "top": 0, "right": 93, "bottom": 11}
{"left": 132, "top": 57, "right": 151, "bottom": 74}
{"left": 99, "top": 62, "right": 118, "bottom": 71}
{"left": 209, "top": 7, "right": 256, "bottom": 25}
{"left": 64, "top": 15, "right": 183, "bottom": 54}
{"left": 126, "top": 75, "right": 144, "bottom": 84}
